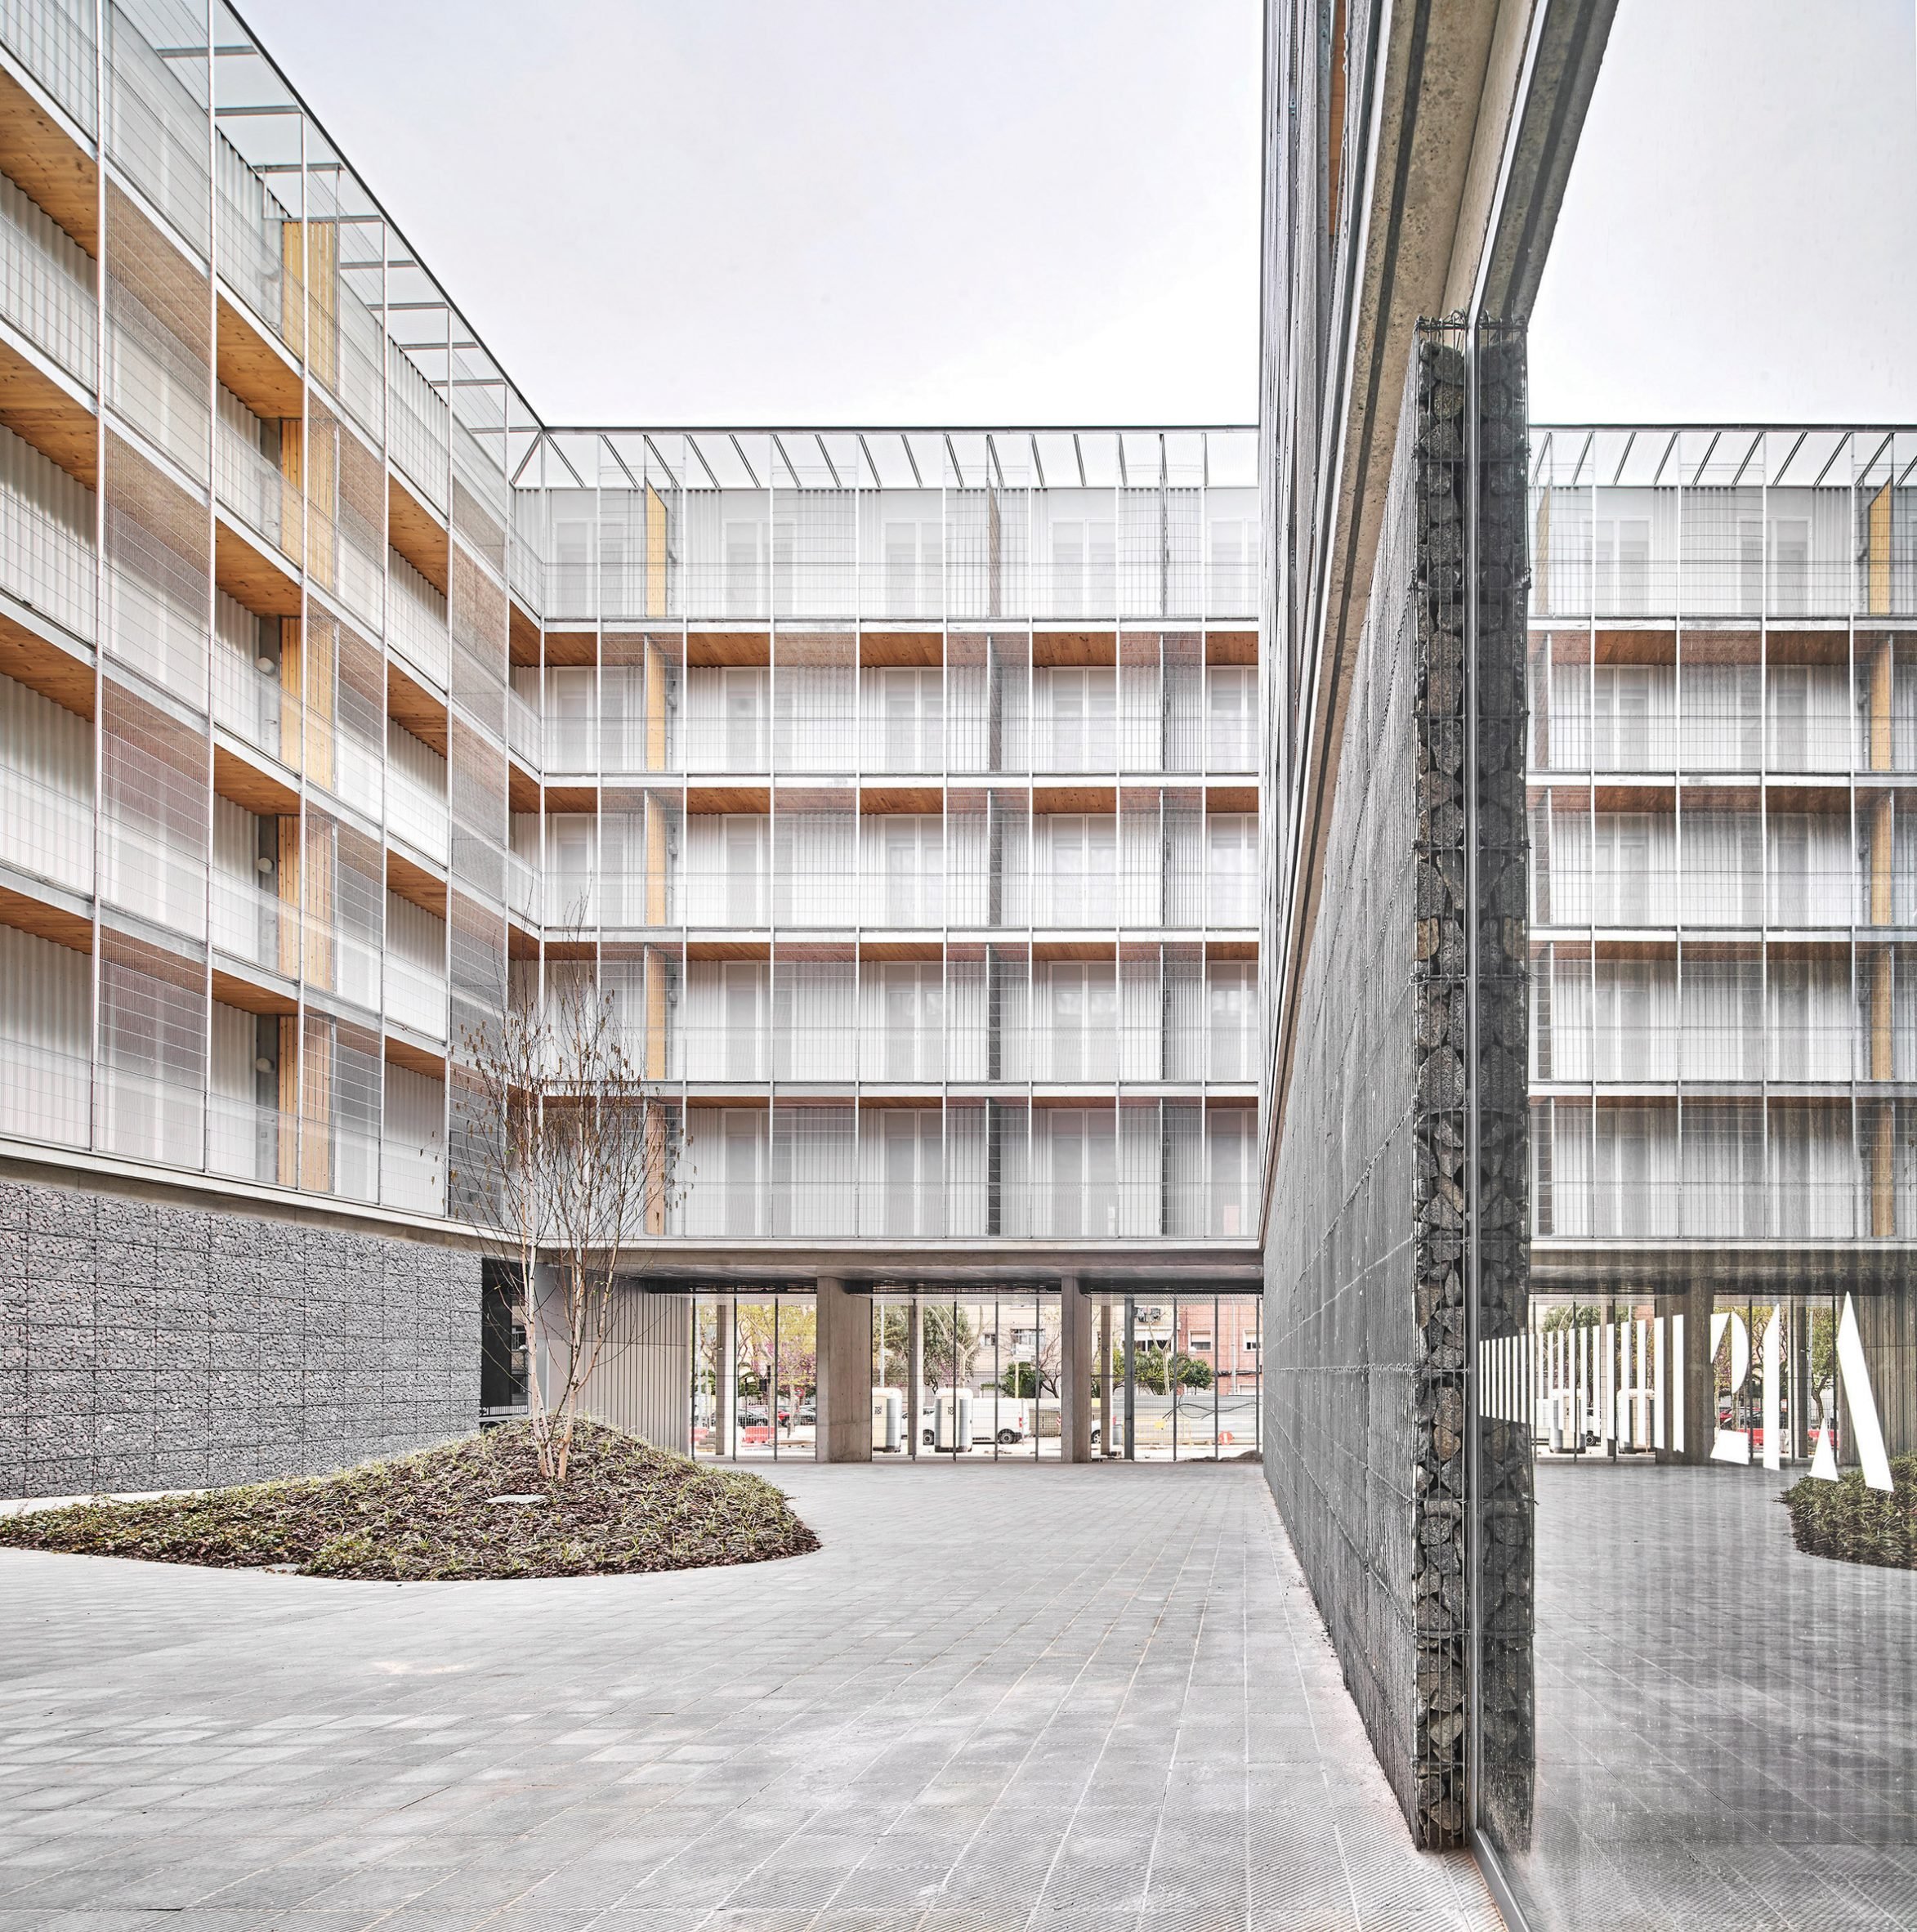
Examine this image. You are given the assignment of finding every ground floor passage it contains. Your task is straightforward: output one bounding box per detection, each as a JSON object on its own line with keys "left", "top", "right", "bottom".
{"left": 0, "top": 1463, "right": 1499, "bottom": 1932}
{"left": 690, "top": 1290, "right": 1262, "bottom": 1464}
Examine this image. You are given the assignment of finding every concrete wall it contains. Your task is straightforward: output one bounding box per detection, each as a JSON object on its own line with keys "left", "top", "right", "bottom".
{"left": 0, "top": 1176, "right": 480, "bottom": 1499}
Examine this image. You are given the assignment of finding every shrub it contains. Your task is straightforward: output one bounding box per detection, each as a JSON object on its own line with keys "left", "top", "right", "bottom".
{"left": 0, "top": 1421, "right": 820, "bottom": 1581}
{"left": 1781, "top": 1453, "right": 1917, "bottom": 1570}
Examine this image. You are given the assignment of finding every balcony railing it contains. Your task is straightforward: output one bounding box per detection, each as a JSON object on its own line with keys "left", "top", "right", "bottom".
{"left": 0, "top": 759, "right": 92, "bottom": 897}
{"left": 0, "top": 177, "right": 95, "bottom": 386}
{"left": 211, "top": 646, "right": 297, "bottom": 766}
{"left": 387, "top": 769, "right": 450, "bottom": 862}
{"left": 0, "top": 444, "right": 96, "bottom": 640}
{"left": 215, "top": 415, "right": 298, "bottom": 563}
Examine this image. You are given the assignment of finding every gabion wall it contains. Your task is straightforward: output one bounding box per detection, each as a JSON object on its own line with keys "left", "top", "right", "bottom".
{"left": 1266, "top": 320, "right": 1533, "bottom": 1848}
{"left": 0, "top": 1177, "right": 480, "bottom": 1499}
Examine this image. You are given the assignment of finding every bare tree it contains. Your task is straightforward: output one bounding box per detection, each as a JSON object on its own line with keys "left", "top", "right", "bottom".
{"left": 457, "top": 973, "right": 680, "bottom": 1483}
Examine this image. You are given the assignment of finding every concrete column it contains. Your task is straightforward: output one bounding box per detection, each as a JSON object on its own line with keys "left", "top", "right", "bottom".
{"left": 1655, "top": 1279, "right": 1714, "bottom": 1465}
{"left": 1059, "top": 1276, "right": 1092, "bottom": 1463}
{"left": 907, "top": 1298, "right": 923, "bottom": 1457}
{"left": 1097, "top": 1298, "right": 1114, "bottom": 1456}
{"left": 815, "top": 1277, "right": 872, "bottom": 1464}
{"left": 714, "top": 1298, "right": 735, "bottom": 1459}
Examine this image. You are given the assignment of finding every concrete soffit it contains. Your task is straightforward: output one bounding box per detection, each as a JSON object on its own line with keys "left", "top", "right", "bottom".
{"left": 1263, "top": 0, "right": 1616, "bottom": 1232}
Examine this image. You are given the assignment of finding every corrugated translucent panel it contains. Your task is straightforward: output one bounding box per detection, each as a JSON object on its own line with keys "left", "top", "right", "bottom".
{"left": 0, "top": 419, "right": 96, "bottom": 642}
{"left": 103, "top": 432, "right": 209, "bottom": 707}
{"left": 450, "top": 543, "right": 506, "bottom": 734}
{"left": 388, "top": 548, "right": 449, "bottom": 688}
{"left": 771, "top": 1103, "right": 856, "bottom": 1237}
{"left": 448, "top": 715, "right": 506, "bottom": 903}
{"left": 0, "top": 171, "right": 95, "bottom": 385}
{"left": 105, "top": 183, "right": 210, "bottom": 481}
{"left": 856, "top": 959, "right": 941, "bottom": 1083}
{"left": 0, "top": 0, "right": 97, "bottom": 131}
{"left": 106, "top": 0, "right": 209, "bottom": 255}
{"left": 387, "top": 339, "right": 448, "bottom": 511}
{"left": 385, "top": 717, "right": 449, "bottom": 863}
{"left": 0, "top": 669, "right": 92, "bottom": 893}
{"left": 100, "top": 678, "right": 206, "bottom": 937}
{"left": 772, "top": 797, "right": 853, "bottom": 928}
{"left": 0, "top": 923, "right": 88, "bottom": 1144}
{"left": 772, "top": 955, "right": 854, "bottom": 1082}
{"left": 98, "top": 926, "right": 203, "bottom": 1165}
{"left": 682, "top": 1103, "right": 767, "bottom": 1237}
{"left": 382, "top": 1062, "right": 445, "bottom": 1215}
{"left": 383, "top": 889, "right": 446, "bottom": 1040}
{"left": 860, "top": 813, "right": 941, "bottom": 928}
{"left": 854, "top": 1106, "right": 943, "bottom": 1237}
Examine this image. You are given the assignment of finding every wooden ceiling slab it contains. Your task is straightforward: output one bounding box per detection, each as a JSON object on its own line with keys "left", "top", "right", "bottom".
{"left": 1206, "top": 785, "right": 1258, "bottom": 814}
{"left": 685, "top": 939, "right": 771, "bottom": 960}
{"left": 686, "top": 785, "right": 770, "bottom": 814}
{"left": 1205, "top": 630, "right": 1258, "bottom": 664}
{"left": 0, "top": 880, "right": 90, "bottom": 951}
{"left": 212, "top": 742, "right": 298, "bottom": 816}
{"left": 210, "top": 967, "right": 296, "bottom": 1017}
{"left": 215, "top": 291, "right": 302, "bottom": 421}
{"left": 0, "top": 610, "right": 92, "bottom": 718}
{"left": 509, "top": 597, "right": 541, "bottom": 666}
{"left": 1033, "top": 630, "right": 1117, "bottom": 667}
{"left": 383, "top": 1031, "right": 447, "bottom": 1078}
{"left": 859, "top": 786, "right": 941, "bottom": 815}
{"left": 1033, "top": 939, "right": 1118, "bottom": 961}
{"left": 860, "top": 631, "right": 942, "bottom": 668}
{"left": 543, "top": 784, "right": 596, "bottom": 814}
{"left": 1593, "top": 628, "right": 1677, "bottom": 664}
{"left": 857, "top": 940, "right": 940, "bottom": 961}
{"left": 387, "top": 657, "right": 449, "bottom": 753}
{"left": 543, "top": 629, "right": 597, "bottom": 666}
{"left": 388, "top": 473, "right": 448, "bottom": 595}
{"left": 507, "top": 762, "right": 541, "bottom": 813}
{"left": 507, "top": 918, "right": 540, "bottom": 960}
{"left": 213, "top": 513, "right": 301, "bottom": 619}
{"left": 685, "top": 631, "right": 770, "bottom": 667}
{"left": 387, "top": 847, "right": 448, "bottom": 918}
{"left": 0, "top": 65, "right": 97, "bottom": 253}
{"left": 1032, "top": 785, "right": 1117, "bottom": 814}
{"left": 0, "top": 335, "right": 94, "bottom": 485}
{"left": 1208, "top": 938, "right": 1259, "bottom": 961}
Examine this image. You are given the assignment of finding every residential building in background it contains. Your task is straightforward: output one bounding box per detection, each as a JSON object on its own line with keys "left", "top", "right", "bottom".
{"left": 0, "top": 0, "right": 1262, "bottom": 1501}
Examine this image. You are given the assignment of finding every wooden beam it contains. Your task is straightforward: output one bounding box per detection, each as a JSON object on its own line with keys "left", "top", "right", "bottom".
{"left": 0, "top": 334, "right": 93, "bottom": 485}
{"left": 212, "top": 742, "right": 297, "bottom": 816}
{"left": 387, "top": 472, "right": 447, "bottom": 595}
{"left": 215, "top": 292, "right": 302, "bottom": 421}
{"left": 213, "top": 512, "right": 301, "bottom": 619}
{"left": 0, "top": 609, "right": 92, "bottom": 718}
{"left": 387, "top": 846, "right": 447, "bottom": 918}
{"left": 0, "top": 65, "right": 97, "bottom": 253}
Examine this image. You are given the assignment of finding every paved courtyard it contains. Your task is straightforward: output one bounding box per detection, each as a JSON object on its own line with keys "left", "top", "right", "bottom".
{"left": 0, "top": 1461, "right": 1499, "bottom": 1932}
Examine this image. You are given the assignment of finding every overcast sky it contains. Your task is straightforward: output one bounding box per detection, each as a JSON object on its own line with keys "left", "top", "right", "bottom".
{"left": 235, "top": 0, "right": 1262, "bottom": 427}
{"left": 235, "top": 0, "right": 1917, "bottom": 431}
{"left": 1532, "top": 0, "right": 1917, "bottom": 424}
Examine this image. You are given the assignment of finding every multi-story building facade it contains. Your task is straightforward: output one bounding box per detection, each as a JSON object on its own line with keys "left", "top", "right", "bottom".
{"left": 1528, "top": 423, "right": 1917, "bottom": 1266}
{"left": 0, "top": 0, "right": 1263, "bottom": 1496}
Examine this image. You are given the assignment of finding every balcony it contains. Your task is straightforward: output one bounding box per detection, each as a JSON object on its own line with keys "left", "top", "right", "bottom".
{"left": 0, "top": 173, "right": 93, "bottom": 389}
{"left": 384, "top": 950, "right": 448, "bottom": 1041}
{"left": 386, "top": 769, "right": 450, "bottom": 864}
{"left": 0, "top": 757, "right": 91, "bottom": 894}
